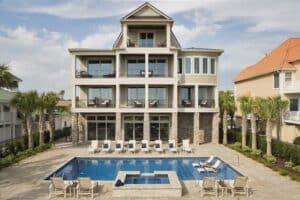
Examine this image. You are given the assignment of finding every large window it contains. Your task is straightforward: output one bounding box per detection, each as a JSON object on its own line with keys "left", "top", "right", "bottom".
{"left": 285, "top": 72, "right": 292, "bottom": 83}
{"left": 149, "top": 87, "right": 168, "bottom": 107}
{"left": 139, "top": 32, "right": 154, "bottom": 47}
{"left": 274, "top": 72, "right": 280, "bottom": 88}
{"left": 87, "top": 115, "right": 115, "bottom": 140}
{"left": 290, "top": 99, "right": 299, "bottom": 111}
{"left": 150, "top": 115, "right": 170, "bottom": 141}
{"left": 180, "top": 87, "right": 192, "bottom": 100}
{"left": 210, "top": 58, "right": 215, "bottom": 74}
{"left": 127, "top": 59, "right": 145, "bottom": 77}
{"left": 88, "top": 88, "right": 112, "bottom": 101}
{"left": 124, "top": 115, "right": 144, "bottom": 141}
{"left": 149, "top": 59, "right": 167, "bottom": 77}
{"left": 178, "top": 58, "right": 182, "bottom": 74}
{"left": 194, "top": 57, "right": 200, "bottom": 74}
{"left": 184, "top": 57, "right": 191, "bottom": 74}
{"left": 203, "top": 58, "right": 208, "bottom": 74}
{"left": 88, "top": 59, "right": 114, "bottom": 77}
{"left": 128, "top": 87, "right": 145, "bottom": 106}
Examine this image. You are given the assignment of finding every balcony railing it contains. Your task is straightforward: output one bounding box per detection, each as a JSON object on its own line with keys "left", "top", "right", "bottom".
{"left": 178, "top": 99, "right": 194, "bottom": 108}
{"left": 127, "top": 99, "right": 145, "bottom": 108}
{"left": 198, "top": 99, "right": 215, "bottom": 108}
{"left": 284, "top": 111, "right": 300, "bottom": 123}
{"left": 148, "top": 99, "right": 171, "bottom": 108}
{"left": 127, "top": 39, "right": 166, "bottom": 48}
{"left": 75, "top": 70, "right": 115, "bottom": 78}
{"left": 76, "top": 99, "right": 115, "bottom": 108}
{"left": 283, "top": 80, "right": 300, "bottom": 93}
{"left": 0, "top": 112, "right": 12, "bottom": 123}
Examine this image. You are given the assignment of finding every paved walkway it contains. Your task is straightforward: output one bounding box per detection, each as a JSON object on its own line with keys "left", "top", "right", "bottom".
{"left": 0, "top": 142, "right": 299, "bottom": 199}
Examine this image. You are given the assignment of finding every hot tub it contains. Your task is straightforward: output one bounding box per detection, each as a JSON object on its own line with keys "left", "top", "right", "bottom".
{"left": 124, "top": 174, "right": 170, "bottom": 184}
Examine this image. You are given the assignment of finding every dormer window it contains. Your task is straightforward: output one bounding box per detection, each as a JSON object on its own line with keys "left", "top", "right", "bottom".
{"left": 139, "top": 32, "right": 154, "bottom": 47}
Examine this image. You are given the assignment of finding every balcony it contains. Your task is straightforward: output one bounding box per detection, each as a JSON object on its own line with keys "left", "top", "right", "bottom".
{"left": 75, "top": 70, "right": 115, "bottom": 78}
{"left": 127, "top": 99, "right": 145, "bottom": 108}
{"left": 198, "top": 99, "right": 215, "bottom": 108}
{"left": 76, "top": 98, "right": 115, "bottom": 108}
{"left": 179, "top": 99, "right": 194, "bottom": 108}
{"left": 284, "top": 111, "right": 300, "bottom": 124}
{"left": 0, "top": 112, "right": 12, "bottom": 123}
{"left": 148, "top": 99, "right": 171, "bottom": 108}
{"left": 283, "top": 80, "right": 300, "bottom": 93}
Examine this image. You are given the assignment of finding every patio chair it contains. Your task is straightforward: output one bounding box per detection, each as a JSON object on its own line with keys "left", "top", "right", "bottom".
{"left": 228, "top": 176, "right": 249, "bottom": 197}
{"left": 76, "top": 177, "right": 98, "bottom": 199}
{"left": 115, "top": 140, "right": 124, "bottom": 153}
{"left": 197, "top": 160, "right": 221, "bottom": 173}
{"left": 168, "top": 139, "right": 178, "bottom": 153}
{"left": 128, "top": 140, "right": 136, "bottom": 153}
{"left": 88, "top": 140, "right": 100, "bottom": 153}
{"left": 182, "top": 139, "right": 192, "bottom": 153}
{"left": 100, "top": 99, "right": 110, "bottom": 107}
{"left": 134, "top": 100, "right": 143, "bottom": 107}
{"left": 141, "top": 140, "right": 149, "bottom": 153}
{"left": 154, "top": 140, "right": 163, "bottom": 153}
{"left": 199, "top": 177, "right": 218, "bottom": 197}
{"left": 192, "top": 155, "right": 215, "bottom": 167}
{"left": 49, "top": 177, "right": 71, "bottom": 199}
{"left": 102, "top": 140, "right": 111, "bottom": 153}
{"left": 149, "top": 99, "right": 158, "bottom": 107}
{"left": 182, "top": 99, "right": 192, "bottom": 107}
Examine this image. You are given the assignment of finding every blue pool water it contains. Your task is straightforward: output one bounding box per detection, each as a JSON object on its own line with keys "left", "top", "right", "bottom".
{"left": 124, "top": 174, "right": 170, "bottom": 184}
{"left": 46, "top": 157, "right": 242, "bottom": 181}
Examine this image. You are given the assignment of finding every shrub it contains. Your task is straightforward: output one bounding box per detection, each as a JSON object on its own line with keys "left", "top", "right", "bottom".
{"left": 251, "top": 149, "right": 262, "bottom": 156}
{"left": 242, "top": 146, "right": 251, "bottom": 152}
{"left": 279, "top": 170, "right": 288, "bottom": 176}
{"left": 292, "top": 165, "right": 300, "bottom": 173}
{"left": 284, "top": 161, "right": 295, "bottom": 168}
{"left": 263, "top": 154, "right": 277, "bottom": 164}
{"left": 293, "top": 136, "right": 300, "bottom": 145}
{"left": 232, "top": 142, "right": 242, "bottom": 148}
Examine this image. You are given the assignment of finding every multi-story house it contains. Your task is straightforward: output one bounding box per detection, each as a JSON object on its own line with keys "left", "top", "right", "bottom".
{"left": 69, "top": 3, "right": 223, "bottom": 145}
{"left": 235, "top": 38, "right": 300, "bottom": 143}
{"left": 0, "top": 75, "right": 22, "bottom": 144}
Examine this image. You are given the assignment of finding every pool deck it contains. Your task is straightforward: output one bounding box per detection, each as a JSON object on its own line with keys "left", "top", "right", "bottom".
{"left": 0, "top": 142, "right": 299, "bottom": 199}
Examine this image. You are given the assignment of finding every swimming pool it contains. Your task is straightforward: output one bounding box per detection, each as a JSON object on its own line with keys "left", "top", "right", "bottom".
{"left": 46, "top": 157, "right": 242, "bottom": 181}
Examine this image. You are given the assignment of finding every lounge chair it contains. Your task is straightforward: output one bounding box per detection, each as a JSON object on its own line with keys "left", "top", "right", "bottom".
{"left": 168, "top": 139, "right": 178, "bottom": 153}
{"left": 115, "top": 140, "right": 124, "bottom": 153}
{"left": 102, "top": 140, "right": 111, "bottom": 153}
{"left": 88, "top": 140, "right": 100, "bottom": 153}
{"left": 228, "top": 176, "right": 249, "bottom": 197}
{"left": 192, "top": 155, "right": 215, "bottom": 167}
{"left": 199, "top": 177, "right": 218, "bottom": 197}
{"left": 76, "top": 177, "right": 98, "bottom": 199}
{"left": 154, "top": 140, "right": 163, "bottom": 153}
{"left": 197, "top": 160, "right": 221, "bottom": 173}
{"left": 182, "top": 99, "right": 192, "bottom": 107}
{"left": 141, "top": 140, "right": 149, "bottom": 153}
{"left": 182, "top": 139, "right": 192, "bottom": 153}
{"left": 101, "top": 99, "right": 110, "bottom": 107}
{"left": 149, "top": 99, "right": 158, "bottom": 107}
{"left": 49, "top": 177, "right": 71, "bottom": 199}
{"left": 128, "top": 140, "right": 136, "bottom": 153}
{"left": 134, "top": 100, "right": 143, "bottom": 107}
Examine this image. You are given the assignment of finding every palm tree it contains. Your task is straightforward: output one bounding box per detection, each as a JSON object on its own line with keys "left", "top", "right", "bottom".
{"left": 250, "top": 97, "right": 261, "bottom": 150}
{"left": 273, "top": 96, "right": 288, "bottom": 140}
{"left": 44, "top": 92, "right": 59, "bottom": 143}
{"left": 11, "top": 91, "right": 38, "bottom": 149}
{"left": 220, "top": 91, "right": 235, "bottom": 144}
{"left": 238, "top": 96, "right": 252, "bottom": 147}
{"left": 37, "top": 93, "right": 46, "bottom": 146}
{"left": 0, "top": 64, "right": 18, "bottom": 89}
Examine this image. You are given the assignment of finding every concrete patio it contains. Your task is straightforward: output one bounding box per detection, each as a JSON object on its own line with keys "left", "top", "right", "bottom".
{"left": 0, "top": 142, "right": 299, "bottom": 200}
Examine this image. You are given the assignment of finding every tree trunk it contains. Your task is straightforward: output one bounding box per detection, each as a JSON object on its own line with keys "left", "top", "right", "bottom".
{"left": 251, "top": 113, "right": 257, "bottom": 150}
{"left": 241, "top": 113, "right": 247, "bottom": 147}
{"left": 223, "top": 110, "right": 228, "bottom": 144}
{"left": 49, "top": 113, "right": 55, "bottom": 143}
{"left": 26, "top": 114, "right": 33, "bottom": 149}
{"left": 72, "top": 113, "right": 78, "bottom": 146}
{"left": 266, "top": 120, "right": 272, "bottom": 155}
{"left": 38, "top": 111, "right": 45, "bottom": 146}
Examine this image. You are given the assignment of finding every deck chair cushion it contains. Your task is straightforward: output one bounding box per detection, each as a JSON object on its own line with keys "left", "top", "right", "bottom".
{"left": 115, "top": 179, "right": 124, "bottom": 187}
{"left": 103, "top": 144, "right": 108, "bottom": 148}
{"left": 155, "top": 144, "right": 160, "bottom": 148}
{"left": 169, "top": 143, "right": 174, "bottom": 148}
{"left": 129, "top": 143, "right": 133, "bottom": 149}
{"left": 116, "top": 144, "right": 121, "bottom": 148}
{"left": 142, "top": 143, "right": 147, "bottom": 148}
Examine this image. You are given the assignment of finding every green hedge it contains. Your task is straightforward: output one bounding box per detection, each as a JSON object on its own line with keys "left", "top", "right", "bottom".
{"left": 294, "top": 136, "right": 300, "bottom": 145}
{"left": 228, "top": 130, "right": 300, "bottom": 165}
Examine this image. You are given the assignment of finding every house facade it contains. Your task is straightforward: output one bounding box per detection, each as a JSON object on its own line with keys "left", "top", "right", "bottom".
{"left": 69, "top": 3, "right": 223, "bottom": 144}
{"left": 235, "top": 38, "right": 300, "bottom": 143}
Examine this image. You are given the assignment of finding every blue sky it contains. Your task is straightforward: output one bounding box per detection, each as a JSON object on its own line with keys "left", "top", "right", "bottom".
{"left": 0, "top": 0, "right": 300, "bottom": 98}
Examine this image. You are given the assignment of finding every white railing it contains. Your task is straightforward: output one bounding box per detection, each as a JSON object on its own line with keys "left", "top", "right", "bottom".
{"left": 284, "top": 111, "right": 300, "bottom": 123}
{"left": 0, "top": 112, "right": 12, "bottom": 122}
{"left": 283, "top": 80, "right": 300, "bottom": 93}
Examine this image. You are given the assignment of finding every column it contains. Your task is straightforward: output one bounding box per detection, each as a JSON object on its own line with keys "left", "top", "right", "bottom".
{"left": 116, "top": 53, "right": 120, "bottom": 78}
{"left": 78, "top": 114, "right": 85, "bottom": 143}
{"left": 116, "top": 85, "right": 120, "bottom": 109}
{"left": 166, "top": 24, "right": 171, "bottom": 48}
{"left": 143, "top": 113, "right": 150, "bottom": 141}
{"left": 193, "top": 112, "right": 202, "bottom": 145}
{"left": 169, "top": 112, "right": 178, "bottom": 142}
{"left": 212, "top": 113, "right": 220, "bottom": 144}
{"left": 195, "top": 85, "right": 199, "bottom": 108}
{"left": 173, "top": 52, "right": 178, "bottom": 108}
{"left": 145, "top": 53, "right": 149, "bottom": 78}
{"left": 71, "top": 113, "right": 78, "bottom": 146}
{"left": 71, "top": 55, "right": 76, "bottom": 109}
{"left": 122, "top": 24, "right": 127, "bottom": 48}
{"left": 145, "top": 84, "right": 149, "bottom": 108}
{"left": 115, "top": 112, "right": 122, "bottom": 140}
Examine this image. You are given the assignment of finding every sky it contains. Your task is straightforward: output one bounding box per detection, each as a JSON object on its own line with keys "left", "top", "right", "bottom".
{"left": 0, "top": 0, "right": 300, "bottom": 99}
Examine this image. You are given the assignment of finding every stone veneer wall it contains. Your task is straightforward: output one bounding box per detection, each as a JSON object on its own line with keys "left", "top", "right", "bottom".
{"left": 199, "top": 113, "right": 213, "bottom": 143}
{"left": 178, "top": 113, "right": 194, "bottom": 142}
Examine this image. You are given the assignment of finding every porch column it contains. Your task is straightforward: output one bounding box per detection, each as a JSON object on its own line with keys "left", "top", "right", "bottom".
{"left": 166, "top": 24, "right": 171, "bottom": 48}
{"left": 195, "top": 85, "right": 199, "bottom": 108}
{"left": 212, "top": 113, "right": 220, "bottom": 144}
{"left": 122, "top": 24, "right": 127, "bottom": 48}
{"left": 71, "top": 113, "right": 78, "bottom": 146}
{"left": 145, "top": 84, "right": 149, "bottom": 109}
{"left": 115, "top": 112, "right": 122, "bottom": 140}
{"left": 144, "top": 113, "right": 150, "bottom": 141}
{"left": 169, "top": 112, "right": 178, "bottom": 142}
{"left": 78, "top": 113, "right": 85, "bottom": 143}
{"left": 193, "top": 112, "right": 200, "bottom": 145}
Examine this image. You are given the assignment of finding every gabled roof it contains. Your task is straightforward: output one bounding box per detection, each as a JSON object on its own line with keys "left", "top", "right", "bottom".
{"left": 122, "top": 2, "right": 173, "bottom": 21}
{"left": 235, "top": 38, "right": 300, "bottom": 83}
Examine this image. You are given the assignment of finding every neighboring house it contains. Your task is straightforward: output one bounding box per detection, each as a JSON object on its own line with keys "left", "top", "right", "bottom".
{"left": 69, "top": 3, "right": 223, "bottom": 144}
{"left": 0, "top": 76, "right": 23, "bottom": 144}
{"left": 234, "top": 38, "right": 300, "bottom": 143}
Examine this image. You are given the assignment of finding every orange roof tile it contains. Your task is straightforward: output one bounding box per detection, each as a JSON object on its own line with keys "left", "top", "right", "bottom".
{"left": 235, "top": 38, "right": 300, "bottom": 83}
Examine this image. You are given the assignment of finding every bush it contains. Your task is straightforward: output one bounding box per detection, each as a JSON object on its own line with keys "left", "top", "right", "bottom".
{"left": 263, "top": 154, "right": 277, "bottom": 164}
{"left": 242, "top": 146, "right": 251, "bottom": 152}
{"left": 284, "top": 161, "right": 295, "bottom": 168}
{"left": 232, "top": 142, "right": 242, "bottom": 148}
{"left": 292, "top": 165, "right": 300, "bottom": 173}
{"left": 293, "top": 137, "right": 300, "bottom": 145}
{"left": 251, "top": 149, "right": 262, "bottom": 156}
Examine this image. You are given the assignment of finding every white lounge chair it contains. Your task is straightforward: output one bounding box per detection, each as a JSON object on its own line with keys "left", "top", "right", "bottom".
{"left": 128, "top": 140, "right": 136, "bottom": 153}
{"left": 197, "top": 160, "right": 221, "bottom": 173}
{"left": 141, "top": 140, "right": 149, "bottom": 153}
{"left": 102, "top": 140, "right": 111, "bottom": 153}
{"left": 154, "top": 140, "right": 163, "bottom": 153}
{"left": 192, "top": 155, "right": 215, "bottom": 167}
{"left": 115, "top": 140, "right": 124, "bottom": 153}
{"left": 49, "top": 177, "right": 72, "bottom": 199}
{"left": 182, "top": 139, "right": 192, "bottom": 153}
{"left": 228, "top": 176, "right": 249, "bottom": 197}
{"left": 76, "top": 177, "right": 98, "bottom": 199}
{"left": 88, "top": 140, "right": 100, "bottom": 153}
{"left": 168, "top": 139, "right": 178, "bottom": 153}
{"left": 199, "top": 177, "right": 218, "bottom": 197}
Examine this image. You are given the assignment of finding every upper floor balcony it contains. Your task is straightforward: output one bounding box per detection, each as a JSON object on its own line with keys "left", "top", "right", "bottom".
{"left": 198, "top": 86, "right": 216, "bottom": 108}
{"left": 0, "top": 112, "right": 12, "bottom": 123}
{"left": 284, "top": 111, "right": 300, "bottom": 125}
{"left": 283, "top": 80, "right": 300, "bottom": 94}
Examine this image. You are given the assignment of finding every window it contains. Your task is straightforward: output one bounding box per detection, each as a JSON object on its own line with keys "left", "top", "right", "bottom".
{"left": 87, "top": 115, "right": 116, "bottom": 140}
{"left": 203, "top": 58, "right": 208, "bottom": 74}
{"left": 285, "top": 72, "right": 292, "bottom": 83}
{"left": 149, "top": 59, "right": 167, "bottom": 77}
{"left": 181, "top": 87, "right": 192, "bottom": 100}
{"left": 124, "top": 115, "right": 144, "bottom": 141}
{"left": 150, "top": 115, "right": 170, "bottom": 141}
{"left": 88, "top": 88, "right": 112, "bottom": 101}
{"left": 194, "top": 57, "right": 200, "bottom": 74}
{"left": 139, "top": 32, "right": 154, "bottom": 47}
{"left": 273, "top": 72, "right": 280, "bottom": 88}
{"left": 289, "top": 99, "right": 299, "bottom": 111}
{"left": 210, "top": 58, "right": 215, "bottom": 74}
{"left": 87, "top": 60, "right": 113, "bottom": 77}
{"left": 178, "top": 58, "right": 182, "bottom": 74}
{"left": 149, "top": 87, "right": 168, "bottom": 106}
{"left": 184, "top": 57, "right": 191, "bottom": 74}
{"left": 127, "top": 59, "right": 145, "bottom": 77}
{"left": 128, "top": 87, "right": 145, "bottom": 106}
